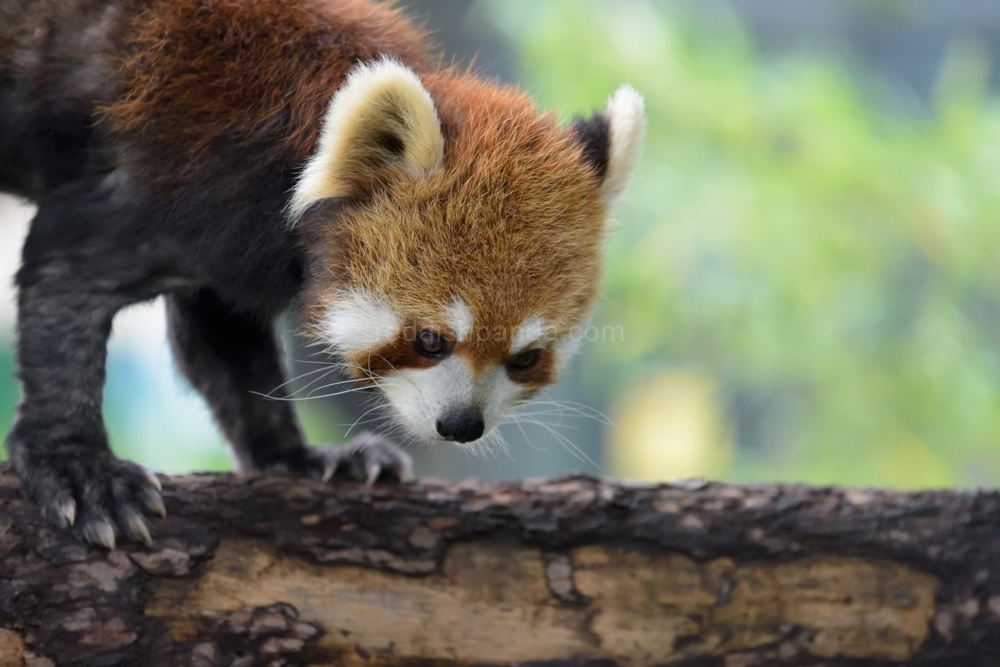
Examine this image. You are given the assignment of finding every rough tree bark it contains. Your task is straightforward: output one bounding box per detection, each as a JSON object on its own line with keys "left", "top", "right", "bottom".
{"left": 0, "top": 463, "right": 998, "bottom": 667}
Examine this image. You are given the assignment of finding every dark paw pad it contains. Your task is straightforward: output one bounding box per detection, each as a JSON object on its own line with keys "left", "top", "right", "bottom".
{"left": 312, "top": 433, "right": 412, "bottom": 484}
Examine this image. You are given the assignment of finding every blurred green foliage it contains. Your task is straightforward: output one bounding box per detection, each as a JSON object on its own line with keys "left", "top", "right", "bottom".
{"left": 479, "top": 0, "right": 1000, "bottom": 488}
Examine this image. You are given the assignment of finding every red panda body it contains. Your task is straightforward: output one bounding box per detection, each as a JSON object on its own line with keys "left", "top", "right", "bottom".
{"left": 0, "top": 0, "right": 645, "bottom": 546}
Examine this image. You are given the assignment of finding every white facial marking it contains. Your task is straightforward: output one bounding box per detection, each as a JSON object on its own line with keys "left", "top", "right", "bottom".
{"left": 602, "top": 85, "right": 646, "bottom": 205}
{"left": 319, "top": 289, "right": 401, "bottom": 353}
{"left": 380, "top": 356, "right": 524, "bottom": 443}
{"left": 444, "top": 298, "right": 474, "bottom": 342}
{"left": 511, "top": 315, "right": 548, "bottom": 354}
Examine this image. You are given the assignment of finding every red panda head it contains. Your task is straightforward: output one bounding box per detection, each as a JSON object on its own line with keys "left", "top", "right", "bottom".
{"left": 290, "top": 59, "right": 645, "bottom": 445}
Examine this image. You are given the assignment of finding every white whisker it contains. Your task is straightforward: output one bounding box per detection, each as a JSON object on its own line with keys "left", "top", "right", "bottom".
{"left": 293, "top": 373, "right": 363, "bottom": 397}
{"left": 344, "top": 403, "right": 389, "bottom": 438}
{"left": 524, "top": 400, "right": 615, "bottom": 427}
{"left": 513, "top": 417, "right": 602, "bottom": 472}
{"left": 250, "top": 384, "right": 372, "bottom": 402}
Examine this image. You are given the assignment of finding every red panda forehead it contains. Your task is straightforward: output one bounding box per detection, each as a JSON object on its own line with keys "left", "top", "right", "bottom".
{"left": 335, "top": 193, "right": 605, "bottom": 344}
{"left": 332, "top": 127, "right": 608, "bottom": 322}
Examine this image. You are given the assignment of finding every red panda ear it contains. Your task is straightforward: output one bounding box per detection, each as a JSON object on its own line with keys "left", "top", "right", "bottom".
{"left": 573, "top": 86, "right": 646, "bottom": 206}
{"left": 571, "top": 112, "right": 611, "bottom": 182}
{"left": 288, "top": 59, "right": 444, "bottom": 221}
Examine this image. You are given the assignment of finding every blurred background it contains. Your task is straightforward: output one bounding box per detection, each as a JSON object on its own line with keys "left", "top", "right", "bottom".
{"left": 3, "top": 0, "right": 1000, "bottom": 488}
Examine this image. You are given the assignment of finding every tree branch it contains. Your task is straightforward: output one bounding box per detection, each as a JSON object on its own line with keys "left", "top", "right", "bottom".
{"left": 0, "top": 463, "right": 998, "bottom": 666}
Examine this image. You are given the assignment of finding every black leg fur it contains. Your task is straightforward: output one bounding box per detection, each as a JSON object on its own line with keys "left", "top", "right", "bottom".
{"left": 166, "top": 289, "right": 412, "bottom": 483}
{"left": 7, "top": 189, "right": 409, "bottom": 550}
{"left": 7, "top": 190, "right": 168, "bottom": 549}
{"left": 165, "top": 288, "right": 314, "bottom": 474}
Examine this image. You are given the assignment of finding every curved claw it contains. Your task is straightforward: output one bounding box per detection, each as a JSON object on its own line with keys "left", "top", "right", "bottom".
{"left": 309, "top": 433, "right": 411, "bottom": 485}
{"left": 58, "top": 498, "right": 77, "bottom": 527}
{"left": 143, "top": 489, "right": 167, "bottom": 518}
{"left": 124, "top": 509, "right": 153, "bottom": 547}
{"left": 145, "top": 471, "right": 163, "bottom": 492}
{"left": 84, "top": 519, "right": 117, "bottom": 550}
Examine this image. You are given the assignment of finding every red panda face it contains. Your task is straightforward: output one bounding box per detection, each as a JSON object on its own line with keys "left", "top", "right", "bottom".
{"left": 292, "top": 59, "right": 645, "bottom": 445}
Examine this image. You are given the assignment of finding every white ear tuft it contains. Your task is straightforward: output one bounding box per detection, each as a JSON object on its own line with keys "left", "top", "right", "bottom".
{"left": 288, "top": 58, "right": 445, "bottom": 222}
{"left": 601, "top": 85, "right": 646, "bottom": 204}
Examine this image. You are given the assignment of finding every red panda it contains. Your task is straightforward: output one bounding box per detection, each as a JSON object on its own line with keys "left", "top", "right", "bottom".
{"left": 0, "top": 0, "right": 645, "bottom": 547}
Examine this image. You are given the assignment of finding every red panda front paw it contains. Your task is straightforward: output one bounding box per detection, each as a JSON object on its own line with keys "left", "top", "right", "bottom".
{"left": 10, "top": 443, "right": 165, "bottom": 549}
{"left": 310, "top": 433, "right": 412, "bottom": 485}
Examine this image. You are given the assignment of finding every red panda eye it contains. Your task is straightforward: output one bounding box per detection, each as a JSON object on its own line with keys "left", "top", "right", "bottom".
{"left": 415, "top": 330, "right": 447, "bottom": 358}
{"left": 507, "top": 349, "right": 540, "bottom": 372}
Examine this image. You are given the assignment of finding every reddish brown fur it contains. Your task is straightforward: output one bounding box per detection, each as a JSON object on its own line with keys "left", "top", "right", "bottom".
{"left": 104, "top": 0, "right": 432, "bottom": 175}
{"left": 305, "top": 73, "right": 607, "bottom": 379}
{"left": 505, "top": 349, "right": 556, "bottom": 390}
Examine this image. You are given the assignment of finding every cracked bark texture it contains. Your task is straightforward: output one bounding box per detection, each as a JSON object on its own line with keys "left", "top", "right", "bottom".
{"left": 0, "top": 464, "right": 999, "bottom": 667}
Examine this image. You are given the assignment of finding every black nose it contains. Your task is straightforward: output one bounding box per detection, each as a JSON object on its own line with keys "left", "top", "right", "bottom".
{"left": 436, "top": 407, "right": 485, "bottom": 443}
